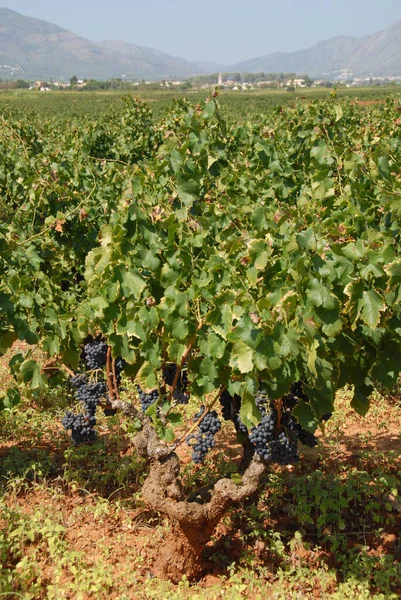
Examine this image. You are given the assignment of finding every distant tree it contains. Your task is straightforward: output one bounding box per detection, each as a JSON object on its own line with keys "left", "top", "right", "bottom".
{"left": 15, "top": 80, "right": 29, "bottom": 89}
{"left": 70, "top": 75, "right": 78, "bottom": 86}
{"left": 178, "top": 81, "right": 192, "bottom": 91}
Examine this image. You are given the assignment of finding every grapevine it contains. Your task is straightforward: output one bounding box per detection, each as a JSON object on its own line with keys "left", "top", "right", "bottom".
{"left": 1, "top": 92, "right": 401, "bottom": 582}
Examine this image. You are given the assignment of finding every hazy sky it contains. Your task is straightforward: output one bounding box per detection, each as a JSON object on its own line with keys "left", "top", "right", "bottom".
{"left": 2, "top": 0, "right": 401, "bottom": 64}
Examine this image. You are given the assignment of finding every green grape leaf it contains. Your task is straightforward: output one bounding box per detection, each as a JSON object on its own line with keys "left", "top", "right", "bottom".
{"left": 293, "top": 401, "right": 318, "bottom": 433}
{"left": 136, "top": 361, "right": 157, "bottom": 392}
{"left": 0, "top": 387, "right": 21, "bottom": 411}
{"left": 360, "top": 289, "right": 386, "bottom": 328}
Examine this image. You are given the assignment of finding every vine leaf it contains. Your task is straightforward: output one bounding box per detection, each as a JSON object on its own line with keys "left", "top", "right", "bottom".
{"left": 292, "top": 401, "right": 318, "bottom": 433}
{"left": 137, "top": 361, "right": 158, "bottom": 392}
{"left": 0, "top": 331, "right": 17, "bottom": 354}
{"left": 334, "top": 105, "right": 343, "bottom": 122}
{"left": 0, "top": 387, "right": 21, "bottom": 411}
{"left": 177, "top": 178, "right": 198, "bottom": 206}
{"left": 307, "top": 340, "right": 319, "bottom": 377}
{"left": 19, "top": 359, "right": 44, "bottom": 388}
{"left": 308, "top": 279, "right": 336, "bottom": 310}
{"left": 62, "top": 346, "right": 80, "bottom": 370}
{"left": 157, "top": 426, "right": 175, "bottom": 443}
{"left": 239, "top": 384, "right": 261, "bottom": 428}
{"left": 360, "top": 289, "right": 386, "bottom": 328}
{"left": 120, "top": 270, "right": 146, "bottom": 299}
{"left": 108, "top": 333, "right": 137, "bottom": 364}
{"left": 231, "top": 340, "right": 254, "bottom": 373}
{"left": 311, "top": 141, "right": 334, "bottom": 165}
{"left": 351, "top": 384, "right": 373, "bottom": 416}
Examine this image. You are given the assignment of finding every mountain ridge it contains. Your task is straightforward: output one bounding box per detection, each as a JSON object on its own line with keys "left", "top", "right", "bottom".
{"left": 0, "top": 7, "right": 203, "bottom": 80}
{"left": 1, "top": 8, "right": 401, "bottom": 80}
{"left": 229, "top": 21, "right": 401, "bottom": 77}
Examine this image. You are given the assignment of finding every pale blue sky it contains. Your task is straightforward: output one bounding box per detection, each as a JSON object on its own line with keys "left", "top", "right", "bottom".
{"left": 2, "top": 0, "right": 401, "bottom": 64}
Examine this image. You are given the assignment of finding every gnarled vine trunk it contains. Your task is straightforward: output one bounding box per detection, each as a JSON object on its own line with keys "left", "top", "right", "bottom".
{"left": 133, "top": 421, "right": 266, "bottom": 582}
{"left": 157, "top": 521, "right": 213, "bottom": 581}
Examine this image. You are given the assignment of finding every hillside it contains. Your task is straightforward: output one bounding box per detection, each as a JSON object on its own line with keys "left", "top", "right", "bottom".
{"left": 0, "top": 8, "right": 202, "bottom": 80}
{"left": 230, "top": 21, "right": 401, "bottom": 78}
{"left": 99, "top": 40, "right": 202, "bottom": 79}
{"left": 1, "top": 7, "right": 401, "bottom": 81}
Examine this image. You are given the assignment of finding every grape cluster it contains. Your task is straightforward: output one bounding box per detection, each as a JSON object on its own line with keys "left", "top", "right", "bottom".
{"left": 61, "top": 411, "right": 97, "bottom": 444}
{"left": 163, "top": 363, "right": 188, "bottom": 388}
{"left": 248, "top": 385, "right": 323, "bottom": 464}
{"left": 103, "top": 408, "right": 117, "bottom": 417}
{"left": 83, "top": 340, "right": 108, "bottom": 370}
{"left": 71, "top": 375, "right": 107, "bottom": 413}
{"left": 187, "top": 406, "right": 221, "bottom": 464}
{"left": 219, "top": 389, "right": 233, "bottom": 421}
{"left": 63, "top": 341, "right": 126, "bottom": 443}
{"left": 282, "top": 380, "right": 331, "bottom": 430}
{"left": 114, "top": 356, "right": 126, "bottom": 383}
{"left": 269, "top": 431, "right": 299, "bottom": 464}
{"left": 249, "top": 393, "right": 278, "bottom": 461}
{"left": 137, "top": 386, "right": 159, "bottom": 413}
{"left": 219, "top": 390, "right": 247, "bottom": 435}
{"left": 218, "top": 383, "right": 322, "bottom": 465}
{"left": 163, "top": 363, "right": 189, "bottom": 404}
{"left": 282, "top": 381, "right": 309, "bottom": 410}
{"left": 63, "top": 375, "right": 105, "bottom": 443}
{"left": 249, "top": 388, "right": 302, "bottom": 465}
{"left": 281, "top": 412, "right": 318, "bottom": 448}
{"left": 71, "top": 374, "right": 87, "bottom": 389}
{"left": 295, "top": 427, "right": 318, "bottom": 448}
{"left": 172, "top": 388, "right": 189, "bottom": 405}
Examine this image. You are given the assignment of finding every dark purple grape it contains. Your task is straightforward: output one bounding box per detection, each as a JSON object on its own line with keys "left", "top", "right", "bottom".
{"left": 83, "top": 340, "right": 108, "bottom": 370}
{"left": 187, "top": 406, "right": 221, "bottom": 463}
{"left": 62, "top": 411, "right": 96, "bottom": 444}
{"left": 137, "top": 386, "right": 159, "bottom": 413}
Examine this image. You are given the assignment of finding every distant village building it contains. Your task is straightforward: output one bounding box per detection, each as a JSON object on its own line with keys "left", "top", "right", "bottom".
{"left": 286, "top": 78, "right": 306, "bottom": 87}
{"left": 218, "top": 72, "right": 223, "bottom": 85}
{"left": 29, "top": 81, "right": 51, "bottom": 91}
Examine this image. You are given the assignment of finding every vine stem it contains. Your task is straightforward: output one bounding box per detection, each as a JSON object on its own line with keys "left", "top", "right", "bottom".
{"left": 106, "top": 347, "right": 116, "bottom": 401}
{"left": 322, "top": 123, "right": 344, "bottom": 195}
{"left": 275, "top": 399, "right": 283, "bottom": 430}
{"left": 166, "top": 324, "right": 202, "bottom": 403}
{"left": 60, "top": 364, "right": 75, "bottom": 377}
{"left": 172, "top": 384, "right": 226, "bottom": 449}
{"left": 160, "top": 346, "right": 168, "bottom": 395}
{"left": 89, "top": 155, "right": 132, "bottom": 167}
{"left": 112, "top": 357, "right": 120, "bottom": 400}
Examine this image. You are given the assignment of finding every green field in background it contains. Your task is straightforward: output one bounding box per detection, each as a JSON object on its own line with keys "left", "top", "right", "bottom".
{"left": 0, "top": 85, "right": 400, "bottom": 120}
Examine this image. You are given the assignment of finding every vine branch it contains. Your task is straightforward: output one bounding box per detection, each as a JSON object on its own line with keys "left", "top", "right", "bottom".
{"left": 106, "top": 346, "right": 116, "bottom": 401}
{"left": 112, "top": 357, "right": 120, "bottom": 400}
{"left": 173, "top": 385, "right": 226, "bottom": 449}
